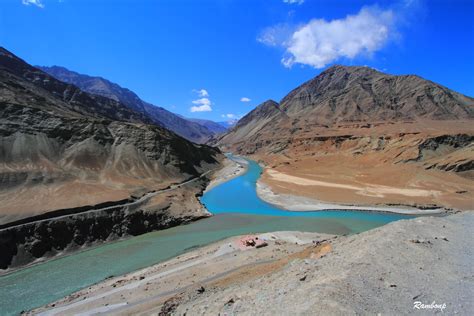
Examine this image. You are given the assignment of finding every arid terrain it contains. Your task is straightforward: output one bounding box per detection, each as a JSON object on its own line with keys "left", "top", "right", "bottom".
{"left": 0, "top": 47, "right": 222, "bottom": 270}
{"left": 30, "top": 212, "right": 473, "bottom": 315}
{"left": 216, "top": 66, "right": 474, "bottom": 210}
{"left": 0, "top": 47, "right": 222, "bottom": 225}
{"left": 38, "top": 66, "right": 221, "bottom": 144}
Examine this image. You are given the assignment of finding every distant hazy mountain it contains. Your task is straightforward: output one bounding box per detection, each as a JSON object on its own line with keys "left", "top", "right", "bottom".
{"left": 38, "top": 66, "right": 216, "bottom": 143}
{"left": 188, "top": 118, "right": 227, "bottom": 134}
{"left": 217, "top": 119, "right": 238, "bottom": 129}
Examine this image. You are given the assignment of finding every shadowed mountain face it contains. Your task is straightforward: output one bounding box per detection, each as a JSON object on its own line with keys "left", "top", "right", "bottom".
{"left": 38, "top": 66, "right": 216, "bottom": 143}
{"left": 217, "top": 66, "right": 474, "bottom": 210}
{"left": 0, "top": 47, "right": 221, "bottom": 225}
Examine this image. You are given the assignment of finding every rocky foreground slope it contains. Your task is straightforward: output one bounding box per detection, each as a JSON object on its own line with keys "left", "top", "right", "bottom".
{"left": 39, "top": 65, "right": 219, "bottom": 143}
{"left": 171, "top": 212, "right": 473, "bottom": 315}
{"left": 31, "top": 212, "right": 473, "bottom": 315}
{"left": 216, "top": 66, "right": 474, "bottom": 210}
{"left": 0, "top": 47, "right": 222, "bottom": 269}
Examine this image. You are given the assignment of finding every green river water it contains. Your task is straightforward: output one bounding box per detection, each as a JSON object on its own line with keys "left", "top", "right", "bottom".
{"left": 0, "top": 157, "right": 414, "bottom": 315}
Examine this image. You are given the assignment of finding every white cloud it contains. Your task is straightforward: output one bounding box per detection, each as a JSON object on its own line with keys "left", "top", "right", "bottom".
{"left": 260, "top": 6, "right": 395, "bottom": 69}
{"left": 194, "top": 89, "right": 209, "bottom": 97}
{"left": 257, "top": 24, "right": 293, "bottom": 47}
{"left": 190, "top": 98, "right": 212, "bottom": 112}
{"left": 240, "top": 97, "right": 251, "bottom": 102}
{"left": 283, "top": 0, "right": 304, "bottom": 4}
{"left": 191, "top": 104, "right": 212, "bottom": 112}
{"left": 190, "top": 89, "right": 213, "bottom": 112}
{"left": 22, "top": 0, "right": 44, "bottom": 8}
{"left": 192, "top": 98, "right": 211, "bottom": 107}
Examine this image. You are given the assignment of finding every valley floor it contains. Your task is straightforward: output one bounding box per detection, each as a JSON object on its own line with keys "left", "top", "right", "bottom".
{"left": 30, "top": 212, "right": 473, "bottom": 315}
{"left": 257, "top": 178, "right": 446, "bottom": 214}
{"left": 254, "top": 146, "right": 474, "bottom": 212}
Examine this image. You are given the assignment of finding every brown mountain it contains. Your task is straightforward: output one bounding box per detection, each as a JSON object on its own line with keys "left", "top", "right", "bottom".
{"left": 280, "top": 65, "right": 473, "bottom": 121}
{"left": 0, "top": 47, "right": 221, "bottom": 226}
{"left": 217, "top": 65, "right": 474, "bottom": 210}
{"left": 38, "top": 65, "right": 216, "bottom": 143}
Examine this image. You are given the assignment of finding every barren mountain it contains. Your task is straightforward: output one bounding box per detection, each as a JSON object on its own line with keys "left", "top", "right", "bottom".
{"left": 217, "top": 66, "right": 474, "bottom": 210}
{"left": 0, "top": 47, "right": 221, "bottom": 225}
{"left": 39, "top": 66, "right": 216, "bottom": 143}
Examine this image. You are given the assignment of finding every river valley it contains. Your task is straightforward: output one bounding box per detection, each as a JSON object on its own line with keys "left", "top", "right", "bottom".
{"left": 0, "top": 157, "right": 415, "bottom": 315}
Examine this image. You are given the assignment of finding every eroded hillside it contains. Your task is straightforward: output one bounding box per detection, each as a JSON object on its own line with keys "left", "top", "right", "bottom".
{"left": 217, "top": 66, "right": 474, "bottom": 210}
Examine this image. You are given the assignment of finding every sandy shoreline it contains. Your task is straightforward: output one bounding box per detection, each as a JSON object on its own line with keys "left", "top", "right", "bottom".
{"left": 256, "top": 181, "right": 447, "bottom": 215}
{"left": 205, "top": 155, "right": 447, "bottom": 215}
{"left": 31, "top": 212, "right": 474, "bottom": 315}
{"left": 31, "top": 231, "right": 331, "bottom": 315}
{"left": 203, "top": 155, "right": 248, "bottom": 193}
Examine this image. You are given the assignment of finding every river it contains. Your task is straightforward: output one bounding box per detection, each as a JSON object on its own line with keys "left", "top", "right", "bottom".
{"left": 0, "top": 157, "right": 413, "bottom": 315}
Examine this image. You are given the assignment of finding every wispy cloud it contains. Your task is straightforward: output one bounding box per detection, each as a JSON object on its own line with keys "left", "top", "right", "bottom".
{"left": 193, "top": 89, "right": 209, "bottom": 97}
{"left": 259, "top": 5, "right": 396, "bottom": 69}
{"left": 190, "top": 89, "right": 212, "bottom": 112}
{"left": 283, "top": 0, "right": 304, "bottom": 5}
{"left": 240, "top": 97, "right": 251, "bottom": 102}
{"left": 22, "top": 0, "right": 44, "bottom": 8}
{"left": 257, "top": 24, "right": 293, "bottom": 47}
{"left": 221, "top": 114, "right": 236, "bottom": 119}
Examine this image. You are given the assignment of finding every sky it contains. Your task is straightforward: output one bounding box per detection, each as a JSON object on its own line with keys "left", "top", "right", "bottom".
{"left": 1, "top": 0, "right": 473, "bottom": 121}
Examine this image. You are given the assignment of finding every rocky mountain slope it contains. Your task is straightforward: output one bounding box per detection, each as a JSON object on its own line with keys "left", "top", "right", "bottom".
{"left": 217, "top": 66, "right": 474, "bottom": 210}
{"left": 39, "top": 65, "right": 216, "bottom": 143}
{"left": 279, "top": 65, "right": 473, "bottom": 122}
{"left": 0, "top": 47, "right": 221, "bottom": 226}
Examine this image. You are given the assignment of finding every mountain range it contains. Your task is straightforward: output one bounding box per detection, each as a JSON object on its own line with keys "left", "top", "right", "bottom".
{"left": 216, "top": 65, "right": 474, "bottom": 210}
{"left": 38, "top": 66, "right": 226, "bottom": 143}
{"left": 0, "top": 47, "right": 222, "bottom": 225}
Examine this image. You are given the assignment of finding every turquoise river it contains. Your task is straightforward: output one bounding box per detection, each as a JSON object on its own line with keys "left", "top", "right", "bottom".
{"left": 0, "top": 157, "right": 414, "bottom": 315}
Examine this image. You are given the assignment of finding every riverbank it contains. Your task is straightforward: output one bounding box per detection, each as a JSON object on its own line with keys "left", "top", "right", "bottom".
{"left": 204, "top": 155, "right": 248, "bottom": 193}
{"left": 256, "top": 181, "right": 447, "bottom": 215}
{"left": 0, "top": 177, "right": 211, "bottom": 273}
{"left": 210, "top": 156, "right": 447, "bottom": 215}
{"left": 29, "top": 231, "right": 333, "bottom": 315}
{"left": 31, "top": 212, "right": 473, "bottom": 315}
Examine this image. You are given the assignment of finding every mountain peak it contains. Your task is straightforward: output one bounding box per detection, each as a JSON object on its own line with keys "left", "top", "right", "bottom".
{"left": 262, "top": 99, "right": 279, "bottom": 107}
{"left": 232, "top": 99, "right": 283, "bottom": 129}
{"left": 278, "top": 62, "right": 473, "bottom": 121}
{"left": 323, "top": 64, "right": 378, "bottom": 72}
{"left": 316, "top": 64, "right": 381, "bottom": 81}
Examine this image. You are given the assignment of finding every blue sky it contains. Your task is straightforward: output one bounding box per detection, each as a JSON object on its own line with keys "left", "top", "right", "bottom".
{"left": 1, "top": 0, "right": 473, "bottom": 121}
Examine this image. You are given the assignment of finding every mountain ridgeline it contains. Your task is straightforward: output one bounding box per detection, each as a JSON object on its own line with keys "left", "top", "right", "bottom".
{"left": 213, "top": 65, "right": 474, "bottom": 212}
{"left": 218, "top": 65, "right": 474, "bottom": 148}
{"left": 38, "top": 66, "right": 223, "bottom": 143}
{"left": 0, "top": 47, "right": 222, "bottom": 225}
{"left": 0, "top": 47, "right": 226, "bottom": 269}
